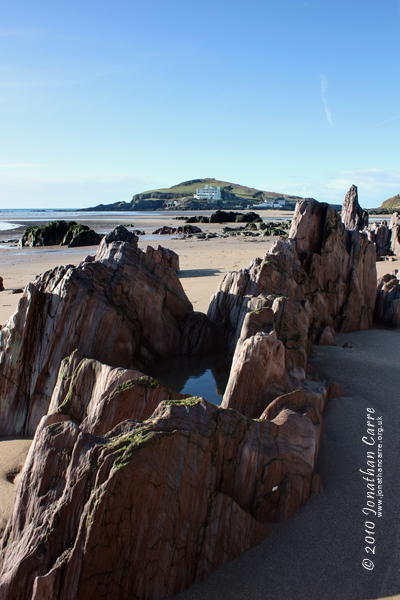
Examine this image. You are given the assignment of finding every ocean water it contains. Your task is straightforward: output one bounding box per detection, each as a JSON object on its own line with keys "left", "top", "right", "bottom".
{"left": 0, "top": 221, "right": 20, "bottom": 231}
{"left": 0, "top": 208, "right": 166, "bottom": 241}
{"left": 0, "top": 208, "right": 161, "bottom": 227}
{"left": 0, "top": 207, "right": 387, "bottom": 235}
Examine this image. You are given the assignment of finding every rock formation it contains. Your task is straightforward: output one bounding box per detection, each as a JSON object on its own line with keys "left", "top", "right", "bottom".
{"left": 145, "top": 245, "right": 180, "bottom": 272}
{"left": 185, "top": 211, "right": 263, "bottom": 224}
{"left": 390, "top": 212, "right": 400, "bottom": 256}
{"left": 365, "top": 220, "right": 391, "bottom": 259}
{"left": 209, "top": 210, "right": 262, "bottom": 223}
{"left": 0, "top": 383, "right": 325, "bottom": 600}
{"left": 49, "top": 350, "right": 190, "bottom": 433}
{"left": 208, "top": 198, "right": 376, "bottom": 351}
{"left": 359, "top": 211, "right": 400, "bottom": 260}
{"left": 375, "top": 271, "right": 400, "bottom": 327}
{"left": 341, "top": 184, "right": 369, "bottom": 230}
{"left": 207, "top": 198, "right": 375, "bottom": 417}
{"left": 0, "top": 277, "right": 4, "bottom": 292}
{"left": 0, "top": 226, "right": 221, "bottom": 436}
{"left": 152, "top": 225, "right": 202, "bottom": 235}
{"left": 0, "top": 198, "right": 374, "bottom": 600}
{"left": 18, "top": 221, "right": 103, "bottom": 248}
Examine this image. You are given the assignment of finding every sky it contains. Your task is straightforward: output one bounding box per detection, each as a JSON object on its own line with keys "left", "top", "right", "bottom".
{"left": 0, "top": 0, "right": 399, "bottom": 209}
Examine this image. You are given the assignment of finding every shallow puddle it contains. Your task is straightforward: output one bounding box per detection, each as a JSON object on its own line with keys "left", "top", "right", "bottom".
{"left": 148, "top": 352, "right": 232, "bottom": 406}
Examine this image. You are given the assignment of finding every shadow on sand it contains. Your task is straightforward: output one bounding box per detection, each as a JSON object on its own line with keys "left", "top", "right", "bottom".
{"left": 178, "top": 268, "right": 223, "bottom": 279}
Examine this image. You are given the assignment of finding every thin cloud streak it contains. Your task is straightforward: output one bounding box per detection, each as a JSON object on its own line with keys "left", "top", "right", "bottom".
{"left": 321, "top": 74, "right": 333, "bottom": 126}
{"left": 371, "top": 115, "right": 400, "bottom": 128}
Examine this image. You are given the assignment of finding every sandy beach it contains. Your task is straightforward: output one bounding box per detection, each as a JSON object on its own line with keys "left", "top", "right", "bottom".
{"left": 0, "top": 210, "right": 396, "bottom": 325}
{"left": 0, "top": 209, "right": 293, "bottom": 325}
{"left": 0, "top": 210, "right": 399, "bottom": 598}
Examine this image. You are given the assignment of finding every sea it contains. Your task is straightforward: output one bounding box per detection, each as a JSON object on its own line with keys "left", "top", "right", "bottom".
{"left": 0, "top": 209, "right": 162, "bottom": 232}
{"left": 0, "top": 207, "right": 386, "bottom": 233}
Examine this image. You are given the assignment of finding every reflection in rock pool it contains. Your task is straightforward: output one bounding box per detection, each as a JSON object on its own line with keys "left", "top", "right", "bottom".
{"left": 148, "top": 353, "right": 232, "bottom": 406}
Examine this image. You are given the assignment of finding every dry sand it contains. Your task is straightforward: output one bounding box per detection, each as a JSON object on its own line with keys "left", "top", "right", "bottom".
{"left": 0, "top": 210, "right": 399, "bottom": 598}
{"left": 0, "top": 437, "right": 32, "bottom": 535}
{"left": 0, "top": 209, "right": 288, "bottom": 325}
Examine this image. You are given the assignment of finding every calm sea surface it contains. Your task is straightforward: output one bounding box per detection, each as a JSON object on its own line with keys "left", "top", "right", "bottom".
{"left": 0, "top": 208, "right": 387, "bottom": 233}
{"left": 0, "top": 209, "right": 162, "bottom": 231}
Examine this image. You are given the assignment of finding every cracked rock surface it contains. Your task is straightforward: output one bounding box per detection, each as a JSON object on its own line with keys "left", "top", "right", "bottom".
{"left": 0, "top": 198, "right": 379, "bottom": 599}
{"left": 0, "top": 387, "right": 325, "bottom": 600}
{"left": 0, "top": 227, "right": 221, "bottom": 436}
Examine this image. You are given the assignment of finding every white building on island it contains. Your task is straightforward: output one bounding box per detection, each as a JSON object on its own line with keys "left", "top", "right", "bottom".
{"left": 257, "top": 199, "right": 286, "bottom": 209}
{"left": 194, "top": 184, "right": 221, "bottom": 201}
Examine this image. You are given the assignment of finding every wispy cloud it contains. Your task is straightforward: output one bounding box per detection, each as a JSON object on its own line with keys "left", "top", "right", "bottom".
{"left": 371, "top": 115, "right": 400, "bottom": 128}
{"left": 321, "top": 74, "right": 333, "bottom": 126}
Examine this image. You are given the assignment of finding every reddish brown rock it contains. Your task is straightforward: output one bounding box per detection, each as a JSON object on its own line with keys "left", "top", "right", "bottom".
{"left": 272, "top": 296, "right": 312, "bottom": 379}
{"left": 145, "top": 244, "right": 180, "bottom": 272}
{"left": 260, "top": 388, "right": 326, "bottom": 446}
{"left": 208, "top": 198, "right": 377, "bottom": 350}
{"left": 291, "top": 200, "right": 376, "bottom": 336}
{"left": 222, "top": 331, "right": 287, "bottom": 418}
{"left": 390, "top": 212, "right": 400, "bottom": 256}
{"left": 318, "top": 325, "right": 335, "bottom": 345}
{"left": 341, "top": 184, "right": 369, "bottom": 231}
{"left": 0, "top": 277, "right": 4, "bottom": 292}
{"left": 207, "top": 243, "right": 304, "bottom": 352}
{"left": 0, "top": 227, "right": 219, "bottom": 436}
{"left": 326, "top": 381, "right": 345, "bottom": 399}
{"left": 365, "top": 220, "right": 391, "bottom": 259}
{"left": 375, "top": 272, "right": 400, "bottom": 327}
{"left": 49, "top": 351, "right": 189, "bottom": 435}
{"left": 0, "top": 393, "right": 323, "bottom": 600}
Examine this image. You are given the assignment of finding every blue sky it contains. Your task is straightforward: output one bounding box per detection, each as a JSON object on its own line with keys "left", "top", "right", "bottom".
{"left": 0, "top": 0, "right": 399, "bottom": 208}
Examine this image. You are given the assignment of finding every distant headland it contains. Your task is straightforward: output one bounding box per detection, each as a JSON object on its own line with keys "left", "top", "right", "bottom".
{"left": 79, "top": 178, "right": 305, "bottom": 212}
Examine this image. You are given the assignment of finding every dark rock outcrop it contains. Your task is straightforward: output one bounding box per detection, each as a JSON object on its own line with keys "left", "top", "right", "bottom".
{"left": 0, "top": 226, "right": 220, "bottom": 436}
{"left": 341, "top": 184, "right": 369, "bottom": 231}
{"left": 209, "top": 210, "right": 262, "bottom": 224}
{"left": 18, "top": 221, "right": 103, "bottom": 248}
{"left": 0, "top": 277, "right": 4, "bottom": 292}
{"left": 152, "top": 225, "right": 202, "bottom": 235}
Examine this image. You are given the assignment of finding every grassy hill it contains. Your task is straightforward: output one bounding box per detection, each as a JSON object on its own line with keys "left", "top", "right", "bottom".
{"left": 380, "top": 194, "right": 400, "bottom": 209}
{"left": 368, "top": 194, "right": 400, "bottom": 214}
{"left": 140, "top": 178, "right": 300, "bottom": 202}
{"left": 80, "top": 178, "right": 302, "bottom": 211}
